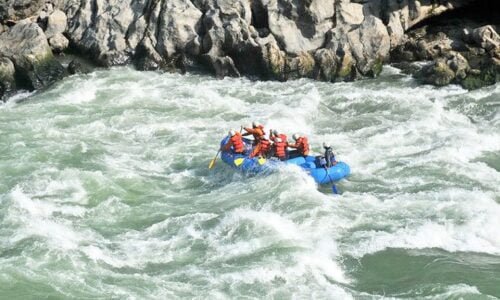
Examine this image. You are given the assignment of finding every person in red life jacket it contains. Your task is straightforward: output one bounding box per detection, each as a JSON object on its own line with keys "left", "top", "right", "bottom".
{"left": 249, "top": 135, "right": 272, "bottom": 158}
{"left": 243, "top": 121, "right": 265, "bottom": 145}
{"left": 272, "top": 137, "right": 288, "bottom": 161}
{"left": 288, "top": 133, "right": 310, "bottom": 158}
{"left": 223, "top": 130, "right": 245, "bottom": 154}
{"left": 270, "top": 129, "right": 287, "bottom": 143}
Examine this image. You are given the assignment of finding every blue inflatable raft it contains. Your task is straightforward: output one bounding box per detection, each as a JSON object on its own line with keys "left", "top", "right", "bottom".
{"left": 220, "top": 136, "right": 350, "bottom": 184}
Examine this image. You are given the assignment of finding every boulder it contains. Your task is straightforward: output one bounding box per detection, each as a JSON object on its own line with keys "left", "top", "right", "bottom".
{"left": 349, "top": 15, "right": 390, "bottom": 76}
{"left": 336, "top": 48, "right": 356, "bottom": 81}
{"left": 446, "top": 51, "right": 469, "bottom": 80}
{"left": 418, "top": 59, "right": 456, "bottom": 86}
{"left": 313, "top": 48, "right": 336, "bottom": 81}
{"left": 416, "top": 52, "right": 470, "bottom": 87}
{"left": 202, "top": 54, "right": 240, "bottom": 78}
{"left": 45, "top": 9, "right": 66, "bottom": 38}
{"left": 0, "top": 57, "right": 16, "bottom": 100}
{"left": 67, "top": 59, "right": 91, "bottom": 75}
{"left": 266, "top": 0, "right": 335, "bottom": 54}
{"left": 0, "top": 0, "right": 45, "bottom": 22}
{"left": 156, "top": 0, "right": 202, "bottom": 58}
{"left": 472, "top": 25, "right": 500, "bottom": 51}
{"left": 336, "top": 0, "right": 363, "bottom": 26}
{"left": 0, "top": 20, "right": 65, "bottom": 89}
{"left": 285, "top": 51, "right": 315, "bottom": 79}
{"left": 64, "top": 0, "right": 135, "bottom": 66}
{"left": 461, "top": 54, "right": 500, "bottom": 90}
{"left": 260, "top": 39, "right": 286, "bottom": 80}
{"left": 48, "top": 32, "right": 69, "bottom": 53}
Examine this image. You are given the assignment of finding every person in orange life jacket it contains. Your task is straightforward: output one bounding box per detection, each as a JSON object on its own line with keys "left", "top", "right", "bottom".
{"left": 223, "top": 130, "right": 245, "bottom": 154}
{"left": 270, "top": 129, "right": 287, "bottom": 143}
{"left": 323, "top": 142, "right": 337, "bottom": 167}
{"left": 243, "top": 121, "right": 265, "bottom": 145}
{"left": 249, "top": 135, "right": 271, "bottom": 158}
{"left": 272, "top": 137, "right": 288, "bottom": 161}
{"left": 288, "top": 133, "right": 310, "bottom": 158}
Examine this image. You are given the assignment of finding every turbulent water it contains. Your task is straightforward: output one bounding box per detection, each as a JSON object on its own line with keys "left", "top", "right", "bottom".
{"left": 0, "top": 67, "right": 499, "bottom": 299}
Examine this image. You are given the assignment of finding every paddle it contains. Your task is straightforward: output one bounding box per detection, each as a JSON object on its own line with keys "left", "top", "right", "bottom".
{"left": 332, "top": 184, "right": 339, "bottom": 194}
{"left": 208, "top": 149, "right": 221, "bottom": 169}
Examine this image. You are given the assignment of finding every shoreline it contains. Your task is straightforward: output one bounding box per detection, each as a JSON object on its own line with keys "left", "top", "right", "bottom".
{"left": 1, "top": 0, "right": 499, "bottom": 101}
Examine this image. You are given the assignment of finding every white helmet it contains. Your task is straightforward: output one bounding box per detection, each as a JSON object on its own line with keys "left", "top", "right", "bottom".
{"left": 323, "top": 142, "right": 331, "bottom": 149}
{"left": 252, "top": 121, "right": 261, "bottom": 128}
{"left": 292, "top": 133, "right": 300, "bottom": 141}
{"left": 229, "top": 130, "right": 236, "bottom": 136}
{"left": 261, "top": 134, "right": 269, "bottom": 140}
{"left": 275, "top": 137, "right": 282, "bottom": 143}
{"left": 272, "top": 129, "right": 279, "bottom": 136}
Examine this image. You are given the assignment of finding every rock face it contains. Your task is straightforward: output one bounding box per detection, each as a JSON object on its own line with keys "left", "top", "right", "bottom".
{"left": 1, "top": 0, "right": 498, "bottom": 99}
{"left": 58, "top": 0, "right": 475, "bottom": 80}
{"left": 0, "top": 19, "right": 65, "bottom": 96}
{"left": 393, "top": 14, "right": 500, "bottom": 90}
{"left": 0, "top": 57, "right": 16, "bottom": 99}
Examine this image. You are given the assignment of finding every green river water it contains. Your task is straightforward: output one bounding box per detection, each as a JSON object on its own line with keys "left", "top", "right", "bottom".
{"left": 0, "top": 67, "right": 499, "bottom": 299}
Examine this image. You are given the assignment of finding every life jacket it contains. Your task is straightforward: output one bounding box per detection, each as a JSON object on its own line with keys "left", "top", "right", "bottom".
{"left": 250, "top": 139, "right": 271, "bottom": 158}
{"left": 258, "top": 139, "right": 271, "bottom": 155}
{"left": 274, "top": 139, "right": 287, "bottom": 158}
{"left": 271, "top": 133, "right": 287, "bottom": 143}
{"left": 296, "top": 137, "right": 309, "bottom": 155}
{"left": 230, "top": 133, "right": 244, "bottom": 153}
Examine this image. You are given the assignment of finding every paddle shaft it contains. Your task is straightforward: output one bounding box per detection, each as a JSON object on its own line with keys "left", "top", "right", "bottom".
{"left": 209, "top": 149, "right": 221, "bottom": 169}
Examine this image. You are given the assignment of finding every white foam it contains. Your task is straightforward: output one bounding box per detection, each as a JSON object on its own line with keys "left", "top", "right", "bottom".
{"left": 6, "top": 187, "right": 88, "bottom": 250}
{"left": 343, "top": 188, "right": 500, "bottom": 257}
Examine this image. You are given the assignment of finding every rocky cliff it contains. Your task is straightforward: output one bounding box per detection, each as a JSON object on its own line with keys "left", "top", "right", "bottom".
{"left": 0, "top": 0, "right": 499, "bottom": 100}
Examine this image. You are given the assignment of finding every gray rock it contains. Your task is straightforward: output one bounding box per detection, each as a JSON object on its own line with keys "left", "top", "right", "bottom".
{"left": 350, "top": 15, "right": 390, "bottom": 76}
{"left": 0, "top": 57, "right": 16, "bottom": 100}
{"left": 416, "top": 51, "right": 470, "bottom": 87}
{"left": 446, "top": 51, "right": 469, "bottom": 80}
{"left": 285, "top": 51, "right": 315, "bottom": 79}
{"left": 0, "top": 0, "right": 45, "bottom": 22}
{"left": 202, "top": 54, "right": 240, "bottom": 78}
{"left": 258, "top": 38, "right": 286, "bottom": 80}
{"left": 48, "top": 32, "right": 69, "bottom": 53}
{"left": 336, "top": 0, "right": 363, "bottom": 26}
{"left": 472, "top": 25, "right": 500, "bottom": 51}
{"left": 67, "top": 59, "right": 91, "bottom": 74}
{"left": 45, "top": 9, "right": 67, "bottom": 38}
{"left": 314, "top": 48, "right": 336, "bottom": 81}
{"left": 64, "top": 0, "right": 135, "bottom": 66}
{"left": 266, "top": 0, "right": 335, "bottom": 54}
{"left": 156, "top": 0, "right": 202, "bottom": 58}
{"left": 418, "top": 59, "right": 456, "bottom": 86}
{"left": 0, "top": 20, "right": 65, "bottom": 89}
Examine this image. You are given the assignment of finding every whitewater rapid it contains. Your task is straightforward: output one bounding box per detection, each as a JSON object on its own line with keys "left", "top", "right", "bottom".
{"left": 0, "top": 67, "right": 499, "bottom": 299}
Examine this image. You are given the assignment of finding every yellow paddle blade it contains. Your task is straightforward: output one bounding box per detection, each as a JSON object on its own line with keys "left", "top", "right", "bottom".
{"left": 234, "top": 158, "right": 245, "bottom": 167}
{"left": 258, "top": 157, "right": 266, "bottom": 165}
{"left": 208, "top": 158, "right": 216, "bottom": 169}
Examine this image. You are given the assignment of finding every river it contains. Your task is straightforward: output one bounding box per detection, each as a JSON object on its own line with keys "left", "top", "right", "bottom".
{"left": 0, "top": 67, "right": 499, "bottom": 299}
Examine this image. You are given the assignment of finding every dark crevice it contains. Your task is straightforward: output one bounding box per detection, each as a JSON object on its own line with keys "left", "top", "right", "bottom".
{"left": 155, "top": 0, "right": 165, "bottom": 56}
{"left": 380, "top": 0, "right": 390, "bottom": 26}
{"left": 90, "top": 0, "right": 98, "bottom": 29}
{"left": 410, "top": 0, "right": 500, "bottom": 31}
{"left": 250, "top": 0, "right": 269, "bottom": 37}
